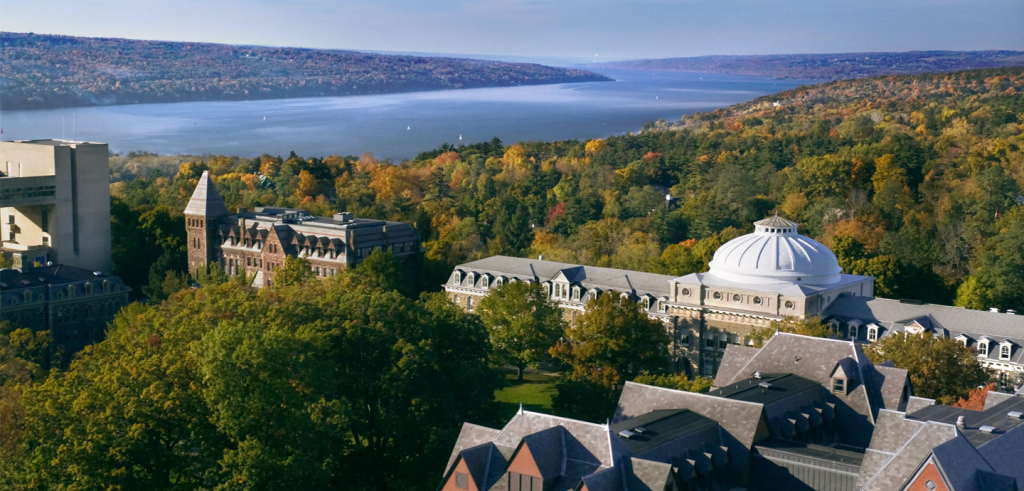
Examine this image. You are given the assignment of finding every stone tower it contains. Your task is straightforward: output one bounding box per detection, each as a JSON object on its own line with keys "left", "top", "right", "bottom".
{"left": 184, "top": 171, "right": 228, "bottom": 275}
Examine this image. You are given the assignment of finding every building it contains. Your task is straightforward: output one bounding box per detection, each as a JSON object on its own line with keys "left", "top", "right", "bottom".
{"left": 438, "top": 333, "right": 918, "bottom": 491}
{"left": 184, "top": 171, "right": 421, "bottom": 286}
{"left": 1, "top": 139, "right": 112, "bottom": 272}
{"left": 0, "top": 263, "right": 129, "bottom": 360}
{"left": 825, "top": 296, "right": 1024, "bottom": 392}
{"left": 445, "top": 216, "right": 1024, "bottom": 390}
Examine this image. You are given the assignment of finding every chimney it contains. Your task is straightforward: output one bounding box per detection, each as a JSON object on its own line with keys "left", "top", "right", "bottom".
{"left": 239, "top": 217, "right": 247, "bottom": 231}
{"left": 956, "top": 416, "right": 966, "bottom": 429}
{"left": 538, "top": 255, "right": 545, "bottom": 261}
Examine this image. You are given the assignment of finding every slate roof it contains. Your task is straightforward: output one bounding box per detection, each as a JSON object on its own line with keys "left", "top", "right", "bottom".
{"left": 906, "top": 394, "right": 1024, "bottom": 446}
{"left": 492, "top": 411, "right": 616, "bottom": 468}
{"left": 977, "top": 422, "right": 1024, "bottom": 488}
{"left": 857, "top": 410, "right": 958, "bottom": 491}
{"left": 671, "top": 271, "right": 872, "bottom": 298}
{"left": 609, "top": 409, "right": 717, "bottom": 455}
{"left": 826, "top": 295, "right": 1024, "bottom": 366}
{"left": 449, "top": 256, "right": 675, "bottom": 302}
{"left": 184, "top": 171, "right": 229, "bottom": 217}
{"left": 0, "top": 264, "right": 128, "bottom": 302}
{"left": 713, "top": 345, "right": 761, "bottom": 388}
{"left": 444, "top": 422, "right": 501, "bottom": 475}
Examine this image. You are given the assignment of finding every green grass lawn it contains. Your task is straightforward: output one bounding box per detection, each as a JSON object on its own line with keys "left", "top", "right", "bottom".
{"left": 493, "top": 369, "right": 557, "bottom": 421}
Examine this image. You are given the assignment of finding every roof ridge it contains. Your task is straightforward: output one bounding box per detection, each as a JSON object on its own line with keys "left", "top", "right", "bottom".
{"left": 622, "top": 381, "right": 765, "bottom": 407}
{"left": 519, "top": 410, "right": 609, "bottom": 428}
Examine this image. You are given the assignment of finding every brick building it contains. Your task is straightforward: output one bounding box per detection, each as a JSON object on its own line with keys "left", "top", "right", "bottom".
{"left": 184, "top": 171, "right": 421, "bottom": 286}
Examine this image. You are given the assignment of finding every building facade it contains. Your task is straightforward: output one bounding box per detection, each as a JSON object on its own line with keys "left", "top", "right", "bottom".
{"left": 0, "top": 264, "right": 129, "bottom": 361}
{"left": 445, "top": 216, "right": 875, "bottom": 377}
{"left": 1, "top": 139, "right": 112, "bottom": 272}
{"left": 184, "top": 171, "right": 421, "bottom": 286}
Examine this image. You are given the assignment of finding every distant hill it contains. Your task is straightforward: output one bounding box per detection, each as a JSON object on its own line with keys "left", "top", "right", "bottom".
{"left": 592, "top": 51, "right": 1024, "bottom": 80}
{"left": 0, "top": 32, "right": 612, "bottom": 110}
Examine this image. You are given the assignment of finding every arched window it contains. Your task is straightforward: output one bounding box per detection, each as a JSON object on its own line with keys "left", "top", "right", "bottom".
{"left": 848, "top": 324, "right": 858, "bottom": 341}
{"left": 481, "top": 275, "right": 489, "bottom": 288}
{"left": 85, "top": 283, "right": 93, "bottom": 295}
{"left": 1000, "top": 343, "right": 1012, "bottom": 360}
{"left": 450, "top": 271, "right": 462, "bottom": 285}
{"left": 67, "top": 285, "right": 76, "bottom": 297}
{"left": 467, "top": 297, "right": 474, "bottom": 311}
{"left": 642, "top": 297, "right": 651, "bottom": 310}
{"left": 24, "top": 290, "right": 31, "bottom": 302}
{"left": 868, "top": 325, "right": 879, "bottom": 342}
{"left": 572, "top": 287, "right": 580, "bottom": 301}
{"left": 978, "top": 340, "right": 989, "bottom": 357}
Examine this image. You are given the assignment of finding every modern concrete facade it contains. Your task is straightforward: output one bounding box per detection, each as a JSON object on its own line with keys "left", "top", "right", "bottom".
{"left": 184, "top": 171, "right": 422, "bottom": 286}
{"left": 0, "top": 140, "right": 111, "bottom": 272}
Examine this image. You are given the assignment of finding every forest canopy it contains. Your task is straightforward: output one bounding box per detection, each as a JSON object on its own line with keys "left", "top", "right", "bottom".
{"left": 0, "top": 32, "right": 612, "bottom": 109}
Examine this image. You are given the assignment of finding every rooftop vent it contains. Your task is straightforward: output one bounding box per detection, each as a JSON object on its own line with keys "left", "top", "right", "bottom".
{"left": 632, "top": 426, "right": 648, "bottom": 434}
{"left": 93, "top": 271, "right": 102, "bottom": 276}
{"left": 1008, "top": 411, "right": 1023, "bottom": 419}
{"left": 759, "top": 381, "right": 772, "bottom": 390}
{"left": 1009, "top": 310, "right": 1018, "bottom": 315}
{"left": 957, "top": 416, "right": 966, "bottom": 428}
{"left": 618, "top": 430, "right": 635, "bottom": 439}
{"left": 538, "top": 255, "right": 545, "bottom": 261}
{"left": 979, "top": 425, "right": 997, "bottom": 434}
{"left": 754, "top": 371, "right": 763, "bottom": 379}
{"left": 46, "top": 261, "right": 53, "bottom": 266}
{"left": 990, "top": 308, "right": 1001, "bottom": 313}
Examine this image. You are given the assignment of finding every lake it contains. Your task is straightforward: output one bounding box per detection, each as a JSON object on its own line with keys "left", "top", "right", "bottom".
{"left": 0, "top": 69, "right": 812, "bottom": 161}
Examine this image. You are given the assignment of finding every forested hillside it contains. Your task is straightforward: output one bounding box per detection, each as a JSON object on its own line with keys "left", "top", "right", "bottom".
{"left": 0, "top": 32, "right": 611, "bottom": 109}
{"left": 594, "top": 50, "right": 1024, "bottom": 80}
{"left": 108, "top": 67, "right": 1024, "bottom": 311}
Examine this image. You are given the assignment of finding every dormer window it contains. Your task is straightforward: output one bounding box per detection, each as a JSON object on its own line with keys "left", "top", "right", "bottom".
{"left": 496, "top": 277, "right": 504, "bottom": 287}
{"left": 833, "top": 378, "right": 846, "bottom": 394}
{"left": 572, "top": 286, "right": 580, "bottom": 301}
{"left": 1000, "top": 342, "right": 1012, "bottom": 360}
{"left": 481, "top": 275, "right": 490, "bottom": 288}
{"left": 978, "top": 339, "right": 990, "bottom": 357}
{"left": 867, "top": 324, "right": 879, "bottom": 342}
{"left": 849, "top": 324, "right": 858, "bottom": 341}
{"left": 642, "top": 296, "right": 651, "bottom": 310}
{"left": 450, "top": 271, "right": 462, "bottom": 285}
{"left": 955, "top": 334, "right": 969, "bottom": 347}
{"left": 467, "top": 272, "right": 476, "bottom": 286}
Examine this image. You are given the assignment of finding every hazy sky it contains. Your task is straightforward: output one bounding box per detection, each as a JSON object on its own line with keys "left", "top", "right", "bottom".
{"left": 3, "top": 0, "right": 1022, "bottom": 60}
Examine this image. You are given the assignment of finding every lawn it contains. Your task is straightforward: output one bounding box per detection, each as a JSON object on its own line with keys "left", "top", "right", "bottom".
{"left": 493, "top": 369, "right": 558, "bottom": 421}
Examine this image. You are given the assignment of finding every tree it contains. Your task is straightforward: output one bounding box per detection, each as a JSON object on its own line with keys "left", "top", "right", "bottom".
{"left": 476, "top": 281, "right": 564, "bottom": 381}
{"left": 550, "top": 294, "right": 669, "bottom": 389}
{"left": 274, "top": 255, "right": 315, "bottom": 287}
{"left": 952, "top": 383, "right": 996, "bottom": 410}
{"left": 352, "top": 249, "right": 412, "bottom": 297}
{"left": 748, "top": 316, "right": 832, "bottom": 348}
{"left": 863, "top": 332, "right": 989, "bottom": 405}
{"left": 632, "top": 372, "right": 714, "bottom": 393}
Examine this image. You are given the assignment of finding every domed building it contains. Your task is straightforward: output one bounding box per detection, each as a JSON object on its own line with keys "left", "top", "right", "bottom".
{"left": 666, "top": 216, "right": 873, "bottom": 324}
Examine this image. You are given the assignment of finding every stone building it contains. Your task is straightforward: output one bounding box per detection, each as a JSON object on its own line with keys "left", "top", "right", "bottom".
{"left": 445, "top": 216, "right": 874, "bottom": 377}
{"left": 1, "top": 139, "right": 112, "bottom": 272}
{"left": 0, "top": 263, "right": 129, "bottom": 361}
{"left": 184, "top": 171, "right": 421, "bottom": 286}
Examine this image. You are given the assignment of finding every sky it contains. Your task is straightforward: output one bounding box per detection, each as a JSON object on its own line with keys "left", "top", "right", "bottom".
{"left": 3, "top": 0, "right": 1022, "bottom": 61}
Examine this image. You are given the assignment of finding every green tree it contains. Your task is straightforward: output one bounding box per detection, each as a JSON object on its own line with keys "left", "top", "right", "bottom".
{"left": 632, "top": 372, "right": 714, "bottom": 393}
{"left": 352, "top": 249, "right": 412, "bottom": 297}
{"left": 550, "top": 294, "right": 669, "bottom": 388}
{"left": 476, "top": 281, "right": 564, "bottom": 381}
{"left": 748, "top": 316, "right": 832, "bottom": 348}
{"left": 274, "top": 255, "right": 316, "bottom": 287}
{"left": 863, "top": 332, "right": 989, "bottom": 405}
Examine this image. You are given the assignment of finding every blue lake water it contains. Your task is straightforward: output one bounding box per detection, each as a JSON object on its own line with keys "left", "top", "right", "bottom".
{"left": 0, "top": 69, "right": 813, "bottom": 161}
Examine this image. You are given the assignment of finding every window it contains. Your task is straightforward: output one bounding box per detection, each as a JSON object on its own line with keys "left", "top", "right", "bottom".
{"left": 849, "top": 324, "right": 858, "bottom": 340}
{"left": 24, "top": 290, "right": 31, "bottom": 302}
{"left": 753, "top": 297, "right": 762, "bottom": 306}
{"left": 705, "top": 336, "right": 715, "bottom": 349}
{"left": 562, "top": 284, "right": 568, "bottom": 299}
{"left": 733, "top": 294, "right": 741, "bottom": 303}
{"left": 7, "top": 215, "right": 12, "bottom": 224}
{"left": 784, "top": 300, "right": 795, "bottom": 309}
{"left": 719, "top": 338, "right": 728, "bottom": 350}
{"left": 1000, "top": 343, "right": 1011, "bottom": 360}
{"left": 67, "top": 285, "right": 75, "bottom": 297}
{"left": 508, "top": 472, "right": 542, "bottom": 491}
{"left": 331, "top": 269, "right": 335, "bottom": 276}
{"left": 681, "top": 287, "right": 691, "bottom": 297}
{"left": 467, "top": 297, "right": 474, "bottom": 311}
{"left": 978, "top": 342, "right": 989, "bottom": 356}
{"left": 832, "top": 378, "right": 845, "bottom": 394}
{"left": 713, "top": 291, "right": 722, "bottom": 300}
{"left": 868, "top": 326, "right": 878, "bottom": 342}
{"left": 572, "top": 287, "right": 580, "bottom": 301}
{"left": 455, "top": 472, "right": 469, "bottom": 489}
{"left": 703, "top": 359, "right": 715, "bottom": 377}
{"left": 85, "top": 283, "right": 93, "bottom": 295}
{"left": 643, "top": 297, "right": 651, "bottom": 310}
{"left": 680, "top": 333, "right": 690, "bottom": 345}
{"left": 451, "top": 271, "right": 462, "bottom": 284}
{"left": 481, "top": 276, "right": 489, "bottom": 288}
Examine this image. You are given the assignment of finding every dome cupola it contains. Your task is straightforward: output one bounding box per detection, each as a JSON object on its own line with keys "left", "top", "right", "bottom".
{"left": 707, "top": 216, "right": 842, "bottom": 285}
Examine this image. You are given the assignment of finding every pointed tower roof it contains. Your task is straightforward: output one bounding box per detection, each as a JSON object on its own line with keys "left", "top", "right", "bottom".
{"left": 184, "top": 171, "right": 229, "bottom": 217}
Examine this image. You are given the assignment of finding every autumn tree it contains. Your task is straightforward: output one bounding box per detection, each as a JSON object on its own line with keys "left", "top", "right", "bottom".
{"left": 274, "top": 255, "right": 316, "bottom": 287}
{"left": 550, "top": 294, "right": 670, "bottom": 388}
{"left": 952, "top": 383, "right": 997, "bottom": 410}
{"left": 863, "top": 332, "right": 989, "bottom": 405}
{"left": 476, "top": 281, "right": 564, "bottom": 381}
{"left": 632, "top": 372, "right": 714, "bottom": 393}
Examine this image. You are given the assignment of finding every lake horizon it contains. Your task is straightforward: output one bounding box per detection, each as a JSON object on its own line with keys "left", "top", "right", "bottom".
{"left": 0, "top": 69, "right": 816, "bottom": 161}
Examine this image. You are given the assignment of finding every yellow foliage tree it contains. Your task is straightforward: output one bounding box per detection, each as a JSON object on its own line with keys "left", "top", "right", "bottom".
{"left": 585, "top": 139, "right": 607, "bottom": 154}
{"left": 295, "top": 170, "right": 318, "bottom": 200}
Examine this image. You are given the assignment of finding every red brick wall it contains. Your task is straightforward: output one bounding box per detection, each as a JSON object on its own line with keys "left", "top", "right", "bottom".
{"left": 906, "top": 462, "right": 949, "bottom": 491}
{"left": 441, "top": 458, "right": 479, "bottom": 491}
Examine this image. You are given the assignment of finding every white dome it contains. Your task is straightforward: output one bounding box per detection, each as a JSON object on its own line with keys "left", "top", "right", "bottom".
{"left": 707, "top": 216, "right": 842, "bottom": 285}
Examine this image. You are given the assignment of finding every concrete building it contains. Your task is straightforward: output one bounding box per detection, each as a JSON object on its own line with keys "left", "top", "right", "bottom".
{"left": 184, "top": 171, "right": 421, "bottom": 286}
{"left": 0, "top": 139, "right": 112, "bottom": 272}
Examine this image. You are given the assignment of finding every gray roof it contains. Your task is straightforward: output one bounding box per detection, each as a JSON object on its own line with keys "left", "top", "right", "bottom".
{"left": 857, "top": 410, "right": 957, "bottom": 491}
{"left": 614, "top": 382, "right": 764, "bottom": 450}
{"left": 826, "top": 295, "right": 1024, "bottom": 365}
{"left": 184, "top": 171, "right": 229, "bottom": 217}
{"left": 907, "top": 394, "right": 1024, "bottom": 446}
{"left": 445, "top": 422, "right": 501, "bottom": 475}
{"left": 931, "top": 434, "right": 997, "bottom": 491}
{"left": 713, "top": 345, "right": 761, "bottom": 388}
{"left": 624, "top": 457, "right": 674, "bottom": 491}
{"left": 492, "top": 411, "right": 615, "bottom": 468}
{"left": 609, "top": 409, "right": 717, "bottom": 456}
{"left": 755, "top": 215, "right": 800, "bottom": 228}
{"left": 978, "top": 422, "right": 1024, "bottom": 489}
{"left": 450, "top": 256, "right": 675, "bottom": 300}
